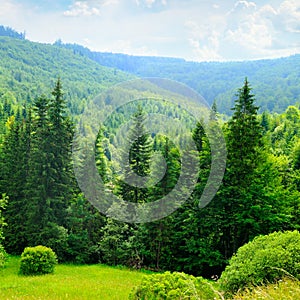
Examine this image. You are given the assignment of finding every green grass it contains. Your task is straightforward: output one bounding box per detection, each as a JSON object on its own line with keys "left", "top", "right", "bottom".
{"left": 233, "top": 278, "right": 300, "bottom": 300}
{"left": 2, "top": 257, "right": 300, "bottom": 300}
{"left": 0, "top": 256, "right": 148, "bottom": 300}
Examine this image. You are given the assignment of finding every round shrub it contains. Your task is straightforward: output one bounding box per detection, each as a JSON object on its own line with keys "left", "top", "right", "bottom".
{"left": 19, "top": 245, "right": 58, "bottom": 275}
{"left": 129, "top": 271, "right": 222, "bottom": 300}
{"left": 219, "top": 230, "right": 300, "bottom": 295}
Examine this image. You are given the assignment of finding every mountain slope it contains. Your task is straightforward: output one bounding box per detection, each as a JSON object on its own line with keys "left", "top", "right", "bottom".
{"left": 0, "top": 37, "right": 133, "bottom": 115}
{"left": 0, "top": 33, "right": 299, "bottom": 116}
{"left": 57, "top": 42, "right": 300, "bottom": 114}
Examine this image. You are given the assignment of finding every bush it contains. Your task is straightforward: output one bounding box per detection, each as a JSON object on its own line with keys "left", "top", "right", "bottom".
{"left": 129, "top": 271, "right": 222, "bottom": 300}
{"left": 0, "top": 244, "right": 7, "bottom": 268}
{"left": 219, "top": 230, "right": 300, "bottom": 295}
{"left": 0, "top": 194, "right": 8, "bottom": 268}
{"left": 19, "top": 245, "right": 58, "bottom": 275}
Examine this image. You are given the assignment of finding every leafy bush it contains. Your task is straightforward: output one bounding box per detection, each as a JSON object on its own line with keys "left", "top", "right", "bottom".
{"left": 19, "top": 245, "right": 58, "bottom": 275}
{"left": 220, "top": 230, "right": 300, "bottom": 295}
{"left": 0, "top": 194, "right": 8, "bottom": 268}
{"left": 0, "top": 244, "right": 7, "bottom": 268}
{"left": 129, "top": 271, "right": 222, "bottom": 300}
{"left": 233, "top": 278, "right": 300, "bottom": 300}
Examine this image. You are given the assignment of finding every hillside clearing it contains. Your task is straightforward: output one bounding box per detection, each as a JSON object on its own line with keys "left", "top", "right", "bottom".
{"left": 0, "top": 256, "right": 147, "bottom": 300}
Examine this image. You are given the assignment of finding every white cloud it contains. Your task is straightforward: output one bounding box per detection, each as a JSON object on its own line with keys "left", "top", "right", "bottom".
{"left": 278, "top": 0, "right": 300, "bottom": 33}
{"left": 0, "top": 0, "right": 23, "bottom": 24}
{"left": 64, "top": 1, "right": 101, "bottom": 17}
{"left": 0, "top": 0, "right": 14, "bottom": 17}
{"left": 135, "top": 0, "right": 167, "bottom": 8}
{"left": 183, "top": 0, "right": 300, "bottom": 61}
{"left": 97, "top": 38, "right": 158, "bottom": 56}
{"left": 188, "top": 32, "right": 222, "bottom": 61}
{"left": 0, "top": 0, "right": 299, "bottom": 61}
{"left": 224, "top": 1, "right": 273, "bottom": 54}
{"left": 102, "top": 0, "right": 120, "bottom": 6}
{"left": 234, "top": 0, "right": 256, "bottom": 10}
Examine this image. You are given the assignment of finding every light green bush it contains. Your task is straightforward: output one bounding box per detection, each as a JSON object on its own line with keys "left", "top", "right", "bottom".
{"left": 129, "top": 271, "right": 222, "bottom": 300}
{"left": 0, "top": 244, "right": 7, "bottom": 268}
{"left": 19, "top": 245, "right": 58, "bottom": 275}
{"left": 0, "top": 194, "right": 8, "bottom": 268}
{"left": 219, "top": 230, "right": 300, "bottom": 295}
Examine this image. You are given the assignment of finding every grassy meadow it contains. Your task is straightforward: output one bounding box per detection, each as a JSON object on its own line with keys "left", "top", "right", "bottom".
{"left": 0, "top": 256, "right": 148, "bottom": 300}
{"left": 1, "top": 256, "right": 300, "bottom": 299}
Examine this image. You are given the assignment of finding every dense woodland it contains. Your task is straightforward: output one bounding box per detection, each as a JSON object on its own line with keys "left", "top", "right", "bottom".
{"left": 0, "top": 27, "right": 300, "bottom": 279}
{"left": 56, "top": 41, "right": 300, "bottom": 115}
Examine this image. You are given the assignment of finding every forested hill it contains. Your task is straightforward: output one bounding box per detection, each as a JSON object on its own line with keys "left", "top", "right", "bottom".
{"left": 57, "top": 42, "right": 300, "bottom": 115}
{"left": 0, "top": 28, "right": 299, "bottom": 115}
{"left": 0, "top": 36, "right": 133, "bottom": 115}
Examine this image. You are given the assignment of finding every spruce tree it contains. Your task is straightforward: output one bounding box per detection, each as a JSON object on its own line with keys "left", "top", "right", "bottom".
{"left": 226, "top": 78, "right": 261, "bottom": 186}
{"left": 216, "top": 78, "right": 263, "bottom": 258}
{"left": 137, "top": 135, "right": 181, "bottom": 270}
{"left": 25, "top": 95, "right": 54, "bottom": 244}
{"left": 118, "top": 105, "right": 153, "bottom": 203}
{"left": 25, "top": 80, "right": 74, "bottom": 258}
{"left": 48, "top": 78, "right": 74, "bottom": 225}
{"left": 1, "top": 114, "right": 30, "bottom": 254}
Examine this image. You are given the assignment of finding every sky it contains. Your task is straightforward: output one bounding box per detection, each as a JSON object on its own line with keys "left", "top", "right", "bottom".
{"left": 0, "top": 0, "right": 299, "bottom": 61}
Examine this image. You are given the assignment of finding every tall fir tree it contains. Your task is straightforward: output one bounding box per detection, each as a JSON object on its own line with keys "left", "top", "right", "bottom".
{"left": 25, "top": 80, "right": 74, "bottom": 258}
{"left": 137, "top": 135, "right": 181, "bottom": 271}
{"left": 48, "top": 78, "right": 75, "bottom": 225}
{"left": 213, "top": 78, "right": 263, "bottom": 259}
{"left": 1, "top": 113, "right": 31, "bottom": 254}
{"left": 118, "top": 105, "right": 153, "bottom": 204}
{"left": 226, "top": 78, "right": 262, "bottom": 185}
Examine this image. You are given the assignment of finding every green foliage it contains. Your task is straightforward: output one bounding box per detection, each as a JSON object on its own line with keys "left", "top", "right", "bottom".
{"left": 12, "top": 80, "right": 75, "bottom": 260}
{"left": 233, "top": 278, "right": 300, "bottom": 300}
{"left": 0, "top": 35, "right": 300, "bottom": 281}
{"left": 0, "top": 193, "right": 8, "bottom": 240}
{"left": 0, "top": 36, "right": 132, "bottom": 116}
{"left": 220, "top": 230, "right": 300, "bottom": 295}
{"left": 0, "top": 244, "right": 7, "bottom": 268}
{"left": 65, "top": 193, "right": 105, "bottom": 264}
{"left": 58, "top": 42, "right": 300, "bottom": 115}
{"left": 0, "top": 25, "right": 25, "bottom": 39}
{"left": 117, "top": 105, "right": 153, "bottom": 204}
{"left": 1, "top": 110, "right": 32, "bottom": 254}
{"left": 129, "top": 271, "right": 222, "bottom": 300}
{"left": 98, "top": 207, "right": 141, "bottom": 268}
{"left": 19, "top": 245, "right": 58, "bottom": 275}
{"left": 0, "top": 194, "right": 8, "bottom": 268}
{"left": 1, "top": 256, "right": 147, "bottom": 299}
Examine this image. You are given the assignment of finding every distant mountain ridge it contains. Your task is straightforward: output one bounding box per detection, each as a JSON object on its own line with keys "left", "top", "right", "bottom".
{"left": 0, "top": 25, "right": 25, "bottom": 40}
{"left": 56, "top": 42, "right": 300, "bottom": 115}
{"left": 0, "top": 36, "right": 133, "bottom": 116}
{"left": 0, "top": 25, "right": 299, "bottom": 115}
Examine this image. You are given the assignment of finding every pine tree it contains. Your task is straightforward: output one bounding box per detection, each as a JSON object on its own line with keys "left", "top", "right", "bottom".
{"left": 25, "top": 95, "right": 54, "bottom": 243}
{"left": 25, "top": 80, "right": 74, "bottom": 258}
{"left": 118, "top": 105, "right": 153, "bottom": 204}
{"left": 1, "top": 113, "right": 31, "bottom": 254}
{"left": 226, "top": 78, "right": 262, "bottom": 186}
{"left": 48, "top": 78, "right": 74, "bottom": 225}
{"left": 215, "top": 78, "right": 263, "bottom": 258}
{"left": 95, "top": 127, "right": 110, "bottom": 184}
{"left": 137, "top": 135, "right": 181, "bottom": 270}
{"left": 170, "top": 80, "right": 264, "bottom": 277}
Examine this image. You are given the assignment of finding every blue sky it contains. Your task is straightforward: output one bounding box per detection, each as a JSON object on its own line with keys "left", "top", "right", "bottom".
{"left": 0, "top": 0, "right": 299, "bottom": 61}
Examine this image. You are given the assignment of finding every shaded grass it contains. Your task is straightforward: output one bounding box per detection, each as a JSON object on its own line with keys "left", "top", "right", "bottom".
{"left": 0, "top": 256, "right": 148, "bottom": 300}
